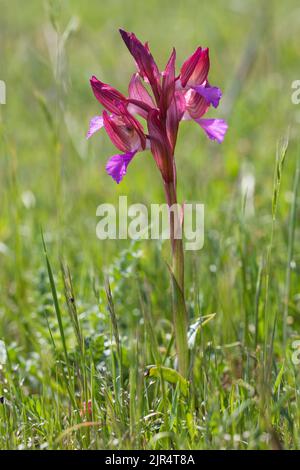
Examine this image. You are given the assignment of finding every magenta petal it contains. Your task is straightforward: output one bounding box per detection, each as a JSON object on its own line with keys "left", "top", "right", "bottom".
{"left": 193, "top": 85, "right": 222, "bottom": 108}
{"left": 119, "top": 29, "right": 161, "bottom": 102}
{"left": 195, "top": 118, "right": 228, "bottom": 143}
{"left": 160, "top": 48, "right": 176, "bottom": 114}
{"left": 127, "top": 100, "right": 152, "bottom": 120}
{"left": 185, "top": 89, "right": 209, "bottom": 119}
{"left": 105, "top": 150, "right": 137, "bottom": 184}
{"left": 90, "top": 76, "right": 126, "bottom": 114}
{"left": 86, "top": 115, "right": 104, "bottom": 139}
{"left": 103, "top": 111, "right": 129, "bottom": 152}
{"left": 129, "top": 73, "right": 154, "bottom": 108}
{"left": 147, "top": 109, "right": 173, "bottom": 183}
{"left": 180, "top": 47, "right": 202, "bottom": 88}
{"left": 166, "top": 91, "right": 186, "bottom": 152}
{"left": 180, "top": 47, "right": 210, "bottom": 88}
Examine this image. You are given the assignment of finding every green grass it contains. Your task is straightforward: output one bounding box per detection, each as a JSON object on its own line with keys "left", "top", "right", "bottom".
{"left": 1, "top": 0, "right": 300, "bottom": 450}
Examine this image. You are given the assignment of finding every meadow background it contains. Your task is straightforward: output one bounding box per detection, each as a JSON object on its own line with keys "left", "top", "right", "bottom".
{"left": 1, "top": 0, "right": 300, "bottom": 450}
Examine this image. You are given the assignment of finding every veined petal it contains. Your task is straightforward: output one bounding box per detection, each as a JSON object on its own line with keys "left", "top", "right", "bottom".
{"left": 127, "top": 99, "right": 153, "bottom": 120}
{"left": 193, "top": 84, "right": 222, "bottom": 108}
{"left": 106, "top": 150, "right": 137, "bottom": 184}
{"left": 86, "top": 115, "right": 104, "bottom": 139}
{"left": 174, "top": 90, "right": 186, "bottom": 121}
{"left": 180, "top": 47, "right": 202, "bottom": 88}
{"left": 147, "top": 109, "right": 174, "bottom": 183}
{"left": 116, "top": 102, "right": 146, "bottom": 150}
{"left": 180, "top": 47, "right": 209, "bottom": 88}
{"left": 90, "top": 76, "right": 126, "bottom": 114}
{"left": 160, "top": 48, "right": 176, "bottom": 115}
{"left": 166, "top": 91, "right": 186, "bottom": 152}
{"left": 189, "top": 48, "right": 209, "bottom": 86}
{"left": 103, "top": 112, "right": 132, "bottom": 152}
{"left": 185, "top": 88, "right": 209, "bottom": 119}
{"left": 103, "top": 106, "right": 146, "bottom": 153}
{"left": 195, "top": 118, "right": 228, "bottom": 143}
{"left": 129, "top": 73, "right": 155, "bottom": 108}
{"left": 119, "top": 29, "right": 161, "bottom": 103}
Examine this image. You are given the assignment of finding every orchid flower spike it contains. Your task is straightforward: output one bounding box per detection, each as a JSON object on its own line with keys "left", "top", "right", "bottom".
{"left": 87, "top": 30, "right": 228, "bottom": 183}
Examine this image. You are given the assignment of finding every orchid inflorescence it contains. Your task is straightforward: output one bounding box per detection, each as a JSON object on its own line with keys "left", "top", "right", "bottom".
{"left": 87, "top": 29, "right": 228, "bottom": 185}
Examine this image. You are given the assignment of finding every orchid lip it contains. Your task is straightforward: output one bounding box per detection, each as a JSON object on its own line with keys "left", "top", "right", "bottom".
{"left": 106, "top": 149, "right": 137, "bottom": 184}
{"left": 192, "top": 84, "right": 222, "bottom": 108}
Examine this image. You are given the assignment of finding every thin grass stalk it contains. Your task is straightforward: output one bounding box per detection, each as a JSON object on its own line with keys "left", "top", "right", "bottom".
{"left": 41, "top": 232, "right": 77, "bottom": 409}
{"left": 283, "top": 157, "right": 300, "bottom": 346}
{"left": 260, "top": 136, "right": 288, "bottom": 425}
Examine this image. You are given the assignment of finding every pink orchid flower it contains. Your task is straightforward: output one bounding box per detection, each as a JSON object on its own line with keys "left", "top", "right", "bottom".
{"left": 178, "top": 47, "right": 227, "bottom": 143}
{"left": 87, "top": 30, "right": 228, "bottom": 184}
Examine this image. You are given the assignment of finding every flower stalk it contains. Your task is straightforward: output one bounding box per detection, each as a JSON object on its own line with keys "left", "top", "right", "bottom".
{"left": 164, "top": 179, "right": 189, "bottom": 377}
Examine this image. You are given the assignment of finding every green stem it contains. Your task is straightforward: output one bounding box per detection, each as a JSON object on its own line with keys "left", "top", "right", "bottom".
{"left": 164, "top": 180, "right": 189, "bottom": 377}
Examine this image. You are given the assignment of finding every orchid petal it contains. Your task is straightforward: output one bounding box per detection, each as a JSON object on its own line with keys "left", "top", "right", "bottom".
{"left": 119, "top": 29, "right": 161, "bottom": 102}
{"left": 86, "top": 115, "right": 104, "bottom": 139}
{"left": 127, "top": 100, "right": 153, "bottom": 120}
{"left": 103, "top": 111, "right": 129, "bottom": 152}
{"left": 103, "top": 107, "right": 145, "bottom": 153}
{"left": 193, "top": 84, "right": 222, "bottom": 108}
{"left": 166, "top": 91, "right": 186, "bottom": 152}
{"left": 180, "top": 47, "right": 209, "bottom": 88}
{"left": 195, "top": 118, "right": 228, "bottom": 143}
{"left": 147, "top": 109, "right": 173, "bottom": 183}
{"left": 174, "top": 90, "right": 186, "bottom": 121}
{"left": 160, "top": 48, "right": 176, "bottom": 115}
{"left": 129, "top": 73, "right": 155, "bottom": 109}
{"left": 185, "top": 89, "right": 209, "bottom": 119}
{"left": 106, "top": 150, "right": 137, "bottom": 184}
{"left": 90, "top": 76, "right": 126, "bottom": 114}
{"left": 116, "top": 102, "right": 146, "bottom": 150}
{"left": 180, "top": 47, "right": 202, "bottom": 88}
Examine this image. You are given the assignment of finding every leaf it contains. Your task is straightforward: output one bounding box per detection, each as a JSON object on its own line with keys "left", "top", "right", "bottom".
{"left": 145, "top": 365, "right": 189, "bottom": 396}
{"left": 188, "top": 313, "right": 216, "bottom": 349}
{"left": 272, "top": 133, "right": 289, "bottom": 220}
{"left": 41, "top": 231, "right": 69, "bottom": 368}
{"left": 273, "top": 361, "right": 285, "bottom": 394}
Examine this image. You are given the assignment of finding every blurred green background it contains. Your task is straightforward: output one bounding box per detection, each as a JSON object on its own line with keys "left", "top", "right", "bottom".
{"left": 1, "top": 0, "right": 300, "bottom": 317}
{"left": 1, "top": 1, "right": 300, "bottom": 241}
{"left": 1, "top": 0, "right": 300, "bottom": 449}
